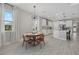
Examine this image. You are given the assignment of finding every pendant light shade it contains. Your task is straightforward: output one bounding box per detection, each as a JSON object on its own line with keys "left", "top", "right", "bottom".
{"left": 33, "top": 5, "right": 36, "bottom": 19}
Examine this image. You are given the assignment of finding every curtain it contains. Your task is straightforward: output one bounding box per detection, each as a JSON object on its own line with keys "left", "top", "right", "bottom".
{"left": 0, "top": 3, "right": 18, "bottom": 46}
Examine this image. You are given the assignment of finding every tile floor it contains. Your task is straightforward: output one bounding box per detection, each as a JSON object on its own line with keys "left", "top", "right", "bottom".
{"left": 0, "top": 33, "right": 79, "bottom": 55}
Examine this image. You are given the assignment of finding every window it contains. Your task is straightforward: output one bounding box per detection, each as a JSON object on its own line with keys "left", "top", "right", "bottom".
{"left": 4, "top": 4, "right": 13, "bottom": 31}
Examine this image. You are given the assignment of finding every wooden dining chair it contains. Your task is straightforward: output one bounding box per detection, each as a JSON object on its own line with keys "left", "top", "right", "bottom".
{"left": 35, "top": 33, "right": 45, "bottom": 48}
{"left": 22, "top": 34, "right": 33, "bottom": 48}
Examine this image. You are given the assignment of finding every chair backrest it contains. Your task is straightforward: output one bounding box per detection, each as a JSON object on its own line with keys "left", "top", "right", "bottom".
{"left": 40, "top": 34, "right": 44, "bottom": 39}
{"left": 23, "top": 34, "right": 30, "bottom": 41}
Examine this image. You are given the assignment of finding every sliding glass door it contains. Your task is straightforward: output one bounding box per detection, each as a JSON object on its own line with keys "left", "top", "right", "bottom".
{"left": 72, "top": 20, "right": 79, "bottom": 40}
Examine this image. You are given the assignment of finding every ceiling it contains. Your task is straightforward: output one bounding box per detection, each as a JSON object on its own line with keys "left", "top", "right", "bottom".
{"left": 10, "top": 3, "right": 79, "bottom": 20}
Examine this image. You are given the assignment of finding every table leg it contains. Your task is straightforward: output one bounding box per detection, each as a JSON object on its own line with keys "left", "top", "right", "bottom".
{"left": 33, "top": 36, "right": 36, "bottom": 46}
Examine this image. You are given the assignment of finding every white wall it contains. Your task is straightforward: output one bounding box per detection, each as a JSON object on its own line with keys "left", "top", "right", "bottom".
{"left": 0, "top": 4, "right": 2, "bottom": 46}
{"left": 16, "top": 8, "right": 33, "bottom": 38}
{"left": 0, "top": 4, "right": 33, "bottom": 47}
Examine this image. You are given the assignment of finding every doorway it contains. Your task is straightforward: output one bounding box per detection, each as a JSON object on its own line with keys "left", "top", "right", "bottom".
{"left": 72, "top": 20, "right": 79, "bottom": 40}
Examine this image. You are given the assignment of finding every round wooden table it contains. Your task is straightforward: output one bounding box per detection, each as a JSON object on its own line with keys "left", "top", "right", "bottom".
{"left": 25, "top": 32, "right": 43, "bottom": 46}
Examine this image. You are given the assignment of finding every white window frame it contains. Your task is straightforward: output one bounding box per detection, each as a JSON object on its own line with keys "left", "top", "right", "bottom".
{"left": 3, "top": 3, "right": 14, "bottom": 32}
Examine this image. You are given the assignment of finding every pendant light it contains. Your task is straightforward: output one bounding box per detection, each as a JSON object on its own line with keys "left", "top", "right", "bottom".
{"left": 33, "top": 5, "right": 36, "bottom": 19}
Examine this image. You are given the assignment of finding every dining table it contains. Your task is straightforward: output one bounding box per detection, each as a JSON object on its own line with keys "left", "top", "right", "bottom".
{"left": 24, "top": 32, "right": 43, "bottom": 46}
